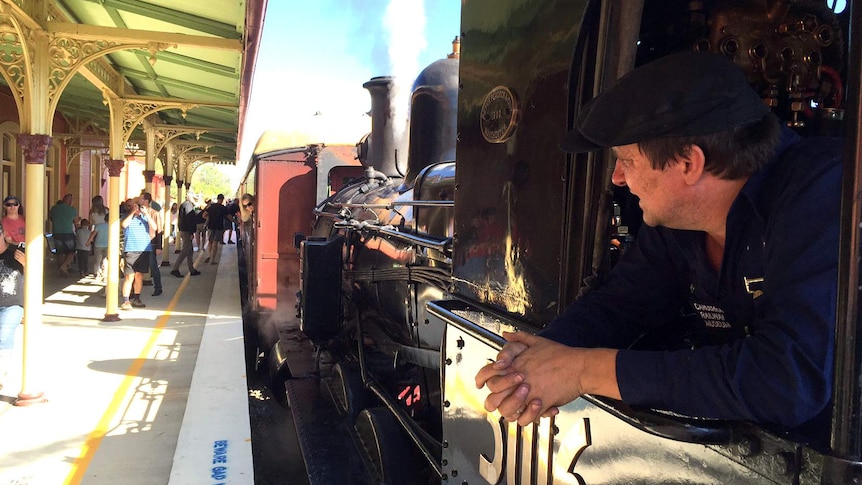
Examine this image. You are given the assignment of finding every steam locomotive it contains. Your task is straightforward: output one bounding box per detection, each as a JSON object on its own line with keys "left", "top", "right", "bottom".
{"left": 239, "top": 0, "right": 862, "bottom": 483}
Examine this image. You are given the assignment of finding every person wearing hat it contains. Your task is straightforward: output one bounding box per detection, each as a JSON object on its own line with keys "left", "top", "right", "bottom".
{"left": 475, "top": 51, "right": 843, "bottom": 449}
{"left": 1, "top": 195, "right": 24, "bottom": 245}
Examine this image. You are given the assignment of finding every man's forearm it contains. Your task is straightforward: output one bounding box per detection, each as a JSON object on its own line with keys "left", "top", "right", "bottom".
{"left": 578, "top": 348, "right": 621, "bottom": 400}
{"left": 121, "top": 211, "right": 134, "bottom": 228}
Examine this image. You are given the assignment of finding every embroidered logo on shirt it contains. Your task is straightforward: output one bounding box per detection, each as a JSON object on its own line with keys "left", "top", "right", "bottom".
{"left": 692, "top": 302, "right": 731, "bottom": 329}
{"left": 744, "top": 276, "right": 765, "bottom": 299}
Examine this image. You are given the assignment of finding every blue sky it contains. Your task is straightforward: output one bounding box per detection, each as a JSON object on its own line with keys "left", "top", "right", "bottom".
{"left": 235, "top": 0, "right": 461, "bottom": 180}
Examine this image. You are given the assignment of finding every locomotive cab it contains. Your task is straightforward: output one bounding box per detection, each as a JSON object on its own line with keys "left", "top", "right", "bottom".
{"left": 439, "top": 0, "right": 861, "bottom": 484}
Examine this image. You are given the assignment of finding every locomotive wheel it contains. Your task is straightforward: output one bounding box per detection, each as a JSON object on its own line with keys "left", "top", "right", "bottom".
{"left": 330, "top": 362, "right": 373, "bottom": 422}
{"left": 266, "top": 340, "right": 295, "bottom": 407}
{"left": 354, "top": 407, "right": 426, "bottom": 485}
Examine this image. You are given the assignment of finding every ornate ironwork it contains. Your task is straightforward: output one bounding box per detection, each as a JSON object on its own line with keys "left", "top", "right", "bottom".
{"left": 153, "top": 127, "right": 206, "bottom": 156}
{"left": 0, "top": 13, "right": 30, "bottom": 106}
{"left": 17, "top": 133, "right": 51, "bottom": 164}
{"left": 0, "top": 7, "right": 174, "bottom": 129}
{"left": 104, "top": 159, "right": 124, "bottom": 177}
{"left": 122, "top": 100, "right": 199, "bottom": 143}
{"left": 66, "top": 144, "right": 104, "bottom": 164}
{"left": 48, "top": 37, "right": 119, "bottom": 98}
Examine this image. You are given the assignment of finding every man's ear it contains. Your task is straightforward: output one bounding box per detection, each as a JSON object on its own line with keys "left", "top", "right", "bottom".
{"left": 678, "top": 144, "right": 706, "bottom": 186}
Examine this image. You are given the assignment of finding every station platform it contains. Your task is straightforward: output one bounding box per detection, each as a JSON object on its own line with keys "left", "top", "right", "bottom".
{"left": 0, "top": 243, "right": 253, "bottom": 485}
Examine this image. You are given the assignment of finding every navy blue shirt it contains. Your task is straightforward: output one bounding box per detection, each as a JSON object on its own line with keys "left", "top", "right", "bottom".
{"left": 540, "top": 128, "right": 842, "bottom": 445}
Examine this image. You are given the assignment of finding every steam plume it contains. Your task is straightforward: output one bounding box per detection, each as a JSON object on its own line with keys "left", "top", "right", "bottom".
{"left": 384, "top": 0, "right": 427, "bottom": 142}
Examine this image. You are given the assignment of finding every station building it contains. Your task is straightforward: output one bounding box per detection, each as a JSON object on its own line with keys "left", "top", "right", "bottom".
{"left": 0, "top": 0, "right": 265, "bottom": 397}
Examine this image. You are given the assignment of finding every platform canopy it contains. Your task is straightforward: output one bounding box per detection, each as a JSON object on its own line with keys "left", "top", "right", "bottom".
{"left": 0, "top": 0, "right": 268, "bottom": 163}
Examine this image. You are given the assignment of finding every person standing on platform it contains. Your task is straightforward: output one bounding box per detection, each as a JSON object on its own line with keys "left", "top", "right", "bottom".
{"left": 170, "top": 192, "right": 201, "bottom": 278}
{"left": 0, "top": 225, "right": 25, "bottom": 390}
{"left": 195, "top": 199, "right": 209, "bottom": 253}
{"left": 169, "top": 202, "right": 178, "bottom": 244}
{"left": 49, "top": 193, "right": 78, "bottom": 275}
{"left": 88, "top": 195, "right": 109, "bottom": 283}
{"left": 203, "top": 194, "right": 228, "bottom": 265}
{"left": 224, "top": 198, "right": 238, "bottom": 244}
{"left": 89, "top": 195, "right": 108, "bottom": 225}
{"left": 89, "top": 217, "right": 109, "bottom": 284}
{"left": 1, "top": 195, "right": 24, "bottom": 245}
{"left": 74, "top": 218, "right": 92, "bottom": 277}
{"left": 141, "top": 192, "right": 163, "bottom": 296}
{"left": 120, "top": 197, "right": 156, "bottom": 310}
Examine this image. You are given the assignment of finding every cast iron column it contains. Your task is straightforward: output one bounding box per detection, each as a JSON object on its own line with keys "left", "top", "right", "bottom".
{"left": 161, "top": 175, "right": 173, "bottom": 266}
{"left": 15, "top": 134, "right": 50, "bottom": 406}
{"left": 102, "top": 159, "right": 124, "bottom": 321}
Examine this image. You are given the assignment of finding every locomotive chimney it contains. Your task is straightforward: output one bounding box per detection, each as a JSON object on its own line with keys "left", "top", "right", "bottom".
{"left": 362, "top": 76, "right": 408, "bottom": 178}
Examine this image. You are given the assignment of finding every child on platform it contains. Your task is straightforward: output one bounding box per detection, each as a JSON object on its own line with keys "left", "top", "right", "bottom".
{"left": 75, "top": 218, "right": 92, "bottom": 277}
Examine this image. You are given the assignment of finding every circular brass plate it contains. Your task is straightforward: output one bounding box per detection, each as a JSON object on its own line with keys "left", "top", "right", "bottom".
{"left": 480, "top": 86, "right": 519, "bottom": 143}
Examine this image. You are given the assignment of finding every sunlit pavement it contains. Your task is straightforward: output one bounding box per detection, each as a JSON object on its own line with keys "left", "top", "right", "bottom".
{"left": 0, "top": 243, "right": 252, "bottom": 485}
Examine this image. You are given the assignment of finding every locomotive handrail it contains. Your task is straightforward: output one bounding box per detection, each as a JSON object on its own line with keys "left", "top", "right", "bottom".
{"left": 310, "top": 209, "right": 341, "bottom": 219}
{"left": 377, "top": 227, "right": 452, "bottom": 252}
{"left": 390, "top": 200, "right": 455, "bottom": 208}
{"left": 325, "top": 200, "right": 454, "bottom": 209}
{"left": 327, "top": 216, "right": 453, "bottom": 253}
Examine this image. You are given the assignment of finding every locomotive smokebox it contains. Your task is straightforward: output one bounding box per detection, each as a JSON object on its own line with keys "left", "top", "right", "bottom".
{"left": 299, "top": 236, "right": 344, "bottom": 343}
{"left": 363, "top": 76, "right": 409, "bottom": 178}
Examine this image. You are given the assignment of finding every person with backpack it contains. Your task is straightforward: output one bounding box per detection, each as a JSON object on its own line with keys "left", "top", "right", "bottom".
{"left": 169, "top": 192, "right": 202, "bottom": 278}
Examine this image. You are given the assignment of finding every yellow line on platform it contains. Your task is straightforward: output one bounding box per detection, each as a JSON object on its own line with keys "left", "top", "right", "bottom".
{"left": 64, "top": 274, "right": 192, "bottom": 485}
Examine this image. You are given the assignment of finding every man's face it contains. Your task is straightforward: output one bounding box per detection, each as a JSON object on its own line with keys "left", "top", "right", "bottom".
{"left": 611, "top": 143, "right": 688, "bottom": 229}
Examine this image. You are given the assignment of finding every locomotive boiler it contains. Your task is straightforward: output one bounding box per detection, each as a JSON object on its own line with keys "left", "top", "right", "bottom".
{"left": 252, "top": 0, "right": 862, "bottom": 484}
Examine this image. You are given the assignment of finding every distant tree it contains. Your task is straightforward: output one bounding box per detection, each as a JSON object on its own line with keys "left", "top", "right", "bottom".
{"left": 190, "top": 164, "right": 232, "bottom": 200}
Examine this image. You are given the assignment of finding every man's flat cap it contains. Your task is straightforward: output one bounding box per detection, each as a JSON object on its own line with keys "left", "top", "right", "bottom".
{"left": 560, "top": 51, "right": 770, "bottom": 153}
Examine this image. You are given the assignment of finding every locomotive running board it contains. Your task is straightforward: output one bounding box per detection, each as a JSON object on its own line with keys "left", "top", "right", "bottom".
{"left": 281, "top": 333, "right": 375, "bottom": 485}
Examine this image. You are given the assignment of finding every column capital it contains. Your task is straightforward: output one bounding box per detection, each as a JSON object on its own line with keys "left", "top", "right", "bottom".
{"left": 105, "top": 159, "right": 125, "bottom": 177}
{"left": 163, "top": 175, "right": 173, "bottom": 185}
{"left": 175, "top": 179, "right": 184, "bottom": 188}
{"left": 184, "top": 182, "right": 190, "bottom": 190}
{"left": 17, "top": 134, "right": 52, "bottom": 164}
{"left": 142, "top": 170, "right": 156, "bottom": 183}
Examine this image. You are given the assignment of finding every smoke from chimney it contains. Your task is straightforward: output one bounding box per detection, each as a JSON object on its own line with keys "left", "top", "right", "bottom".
{"left": 383, "top": 0, "right": 427, "bottom": 145}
